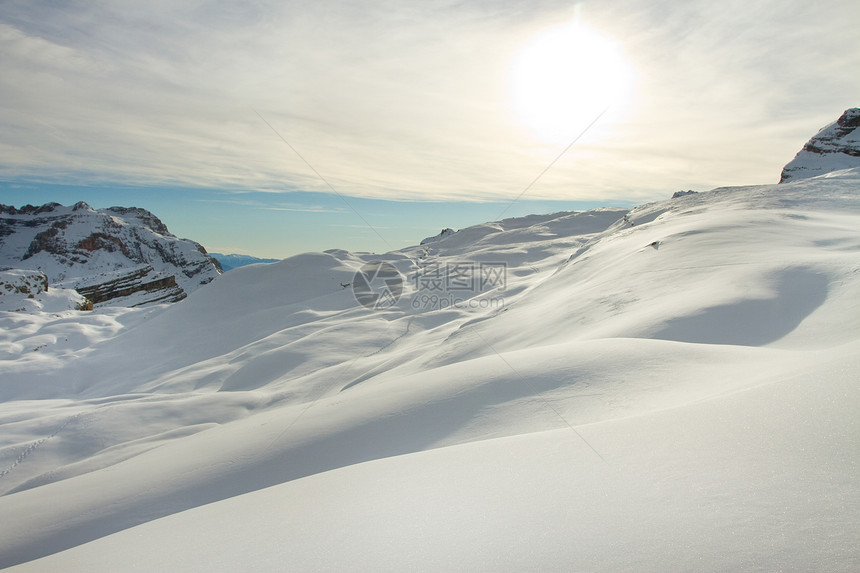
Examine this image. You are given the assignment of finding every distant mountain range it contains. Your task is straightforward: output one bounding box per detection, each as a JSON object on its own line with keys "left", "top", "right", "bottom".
{"left": 209, "top": 253, "right": 279, "bottom": 272}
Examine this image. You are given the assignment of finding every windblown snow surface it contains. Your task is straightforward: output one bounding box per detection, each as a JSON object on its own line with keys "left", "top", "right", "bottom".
{"left": 1, "top": 170, "right": 859, "bottom": 571}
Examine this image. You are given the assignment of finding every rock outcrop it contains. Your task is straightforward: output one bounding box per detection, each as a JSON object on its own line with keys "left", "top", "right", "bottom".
{"left": 74, "top": 266, "right": 186, "bottom": 306}
{"left": 780, "top": 108, "right": 860, "bottom": 182}
{"left": 0, "top": 269, "right": 90, "bottom": 312}
{"left": 0, "top": 202, "right": 221, "bottom": 307}
{"left": 420, "top": 228, "right": 456, "bottom": 245}
{"left": 0, "top": 269, "right": 49, "bottom": 297}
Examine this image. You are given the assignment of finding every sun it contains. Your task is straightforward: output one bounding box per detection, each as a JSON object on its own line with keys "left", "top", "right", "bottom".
{"left": 510, "top": 22, "right": 633, "bottom": 144}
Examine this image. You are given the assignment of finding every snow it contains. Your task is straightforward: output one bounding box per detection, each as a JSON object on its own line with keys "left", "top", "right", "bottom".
{"left": 0, "top": 269, "right": 88, "bottom": 313}
{"left": 780, "top": 108, "right": 860, "bottom": 182}
{"left": 420, "top": 227, "right": 456, "bottom": 245}
{"left": 1, "top": 168, "right": 859, "bottom": 571}
{"left": 209, "top": 253, "right": 278, "bottom": 271}
{"left": 0, "top": 202, "right": 220, "bottom": 306}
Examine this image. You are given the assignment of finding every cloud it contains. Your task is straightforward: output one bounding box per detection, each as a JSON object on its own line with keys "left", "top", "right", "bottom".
{"left": 197, "top": 196, "right": 345, "bottom": 213}
{"left": 1, "top": 0, "right": 858, "bottom": 202}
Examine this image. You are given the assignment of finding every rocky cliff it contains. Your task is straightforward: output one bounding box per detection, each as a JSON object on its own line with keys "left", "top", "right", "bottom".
{"left": 0, "top": 202, "right": 221, "bottom": 307}
{"left": 780, "top": 108, "right": 860, "bottom": 182}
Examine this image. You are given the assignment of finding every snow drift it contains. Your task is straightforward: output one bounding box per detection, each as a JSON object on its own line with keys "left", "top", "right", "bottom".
{"left": 1, "top": 129, "right": 859, "bottom": 569}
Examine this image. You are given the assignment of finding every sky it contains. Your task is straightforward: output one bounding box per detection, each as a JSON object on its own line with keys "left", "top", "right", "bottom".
{"left": 1, "top": 0, "right": 858, "bottom": 258}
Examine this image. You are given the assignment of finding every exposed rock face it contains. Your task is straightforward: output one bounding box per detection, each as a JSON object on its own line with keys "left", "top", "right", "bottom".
{"left": 780, "top": 108, "right": 860, "bottom": 182}
{"left": 75, "top": 266, "right": 186, "bottom": 306}
{"left": 420, "top": 228, "right": 456, "bottom": 245}
{"left": 672, "top": 190, "right": 698, "bottom": 199}
{"left": 0, "top": 202, "right": 222, "bottom": 307}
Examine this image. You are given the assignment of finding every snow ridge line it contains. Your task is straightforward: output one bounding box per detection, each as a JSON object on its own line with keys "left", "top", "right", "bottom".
{"left": 0, "top": 413, "right": 82, "bottom": 480}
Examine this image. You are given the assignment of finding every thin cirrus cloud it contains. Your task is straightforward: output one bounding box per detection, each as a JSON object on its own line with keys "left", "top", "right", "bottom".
{"left": 1, "top": 0, "right": 858, "bottom": 204}
{"left": 199, "top": 197, "right": 346, "bottom": 214}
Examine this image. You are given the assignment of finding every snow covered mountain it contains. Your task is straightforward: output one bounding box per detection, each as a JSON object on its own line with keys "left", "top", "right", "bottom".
{"left": 0, "top": 202, "right": 222, "bottom": 307}
{"left": 1, "top": 118, "right": 859, "bottom": 571}
{"left": 780, "top": 107, "right": 860, "bottom": 182}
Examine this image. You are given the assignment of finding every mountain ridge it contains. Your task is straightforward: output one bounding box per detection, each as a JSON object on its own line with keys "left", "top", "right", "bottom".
{"left": 780, "top": 107, "right": 860, "bottom": 182}
{"left": 0, "top": 202, "right": 221, "bottom": 307}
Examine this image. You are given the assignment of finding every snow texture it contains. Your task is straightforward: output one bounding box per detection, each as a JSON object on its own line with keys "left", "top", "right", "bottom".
{"left": 1, "top": 169, "right": 859, "bottom": 571}
{"left": 0, "top": 270, "right": 89, "bottom": 313}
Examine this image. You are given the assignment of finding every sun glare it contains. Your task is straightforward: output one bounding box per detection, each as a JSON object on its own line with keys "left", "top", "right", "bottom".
{"left": 510, "top": 22, "right": 633, "bottom": 144}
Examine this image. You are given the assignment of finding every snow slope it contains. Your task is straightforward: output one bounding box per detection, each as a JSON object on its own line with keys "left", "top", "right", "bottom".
{"left": 1, "top": 169, "right": 859, "bottom": 571}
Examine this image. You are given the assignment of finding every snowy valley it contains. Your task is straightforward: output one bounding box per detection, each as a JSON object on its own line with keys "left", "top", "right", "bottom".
{"left": 0, "top": 112, "right": 859, "bottom": 571}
